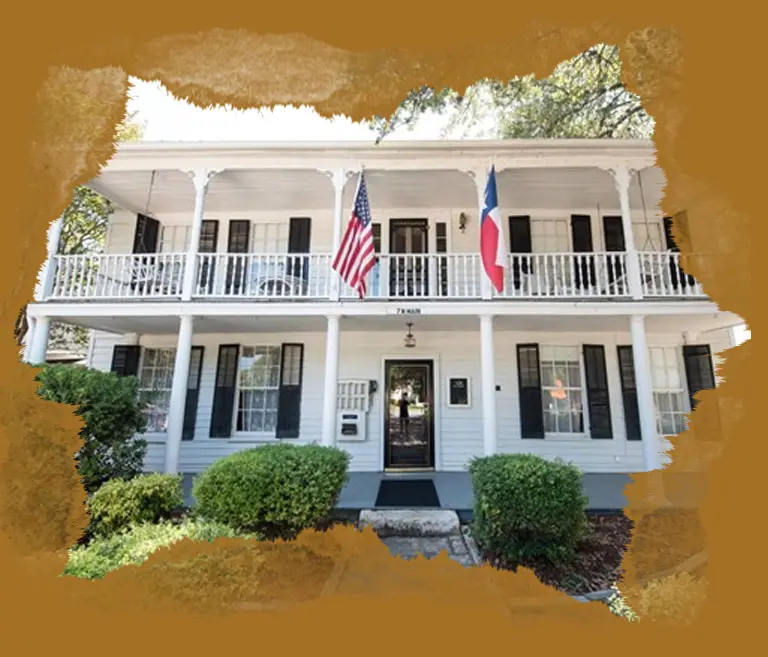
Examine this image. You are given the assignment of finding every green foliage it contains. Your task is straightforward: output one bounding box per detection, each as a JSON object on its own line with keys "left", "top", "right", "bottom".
{"left": 63, "top": 519, "right": 246, "bottom": 580}
{"left": 35, "top": 364, "right": 149, "bottom": 494}
{"left": 193, "top": 443, "right": 350, "bottom": 538}
{"left": 469, "top": 453, "right": 588, "bottom": 564}
{"left": 89, "top": 474, "right": 184, "bottom": 536}
{"left": 606, "top": 586, "right": 640, "bottom": 622}
{"left": 371, "top": 44, "right": 654, "bottom": 142}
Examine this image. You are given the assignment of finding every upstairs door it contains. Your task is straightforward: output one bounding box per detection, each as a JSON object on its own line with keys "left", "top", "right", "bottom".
{"left": 389, "top": 219, "right": 429, "bottom": 297}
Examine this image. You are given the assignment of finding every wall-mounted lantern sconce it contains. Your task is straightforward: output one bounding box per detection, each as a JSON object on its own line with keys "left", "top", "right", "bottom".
{"left": 403, "top": 322, "right": 417, "bottom": 348}
{"left": 458, "top": 212, "right": 469, "bottom": 233}
{"left": 369, "top": 380, "right": 378, "bottom": 395}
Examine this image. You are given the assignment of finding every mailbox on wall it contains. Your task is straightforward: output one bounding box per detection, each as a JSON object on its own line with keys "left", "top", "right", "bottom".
{"left": 337, "top": 410, "right": 367, "bottom": 442}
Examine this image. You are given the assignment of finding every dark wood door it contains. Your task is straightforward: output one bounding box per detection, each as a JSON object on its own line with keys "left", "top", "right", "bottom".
{"left": 388, "top": 219, "right": 429, "bottom": 297}
{"left": 384, "top": 360, "right": 435, "bottom": 469}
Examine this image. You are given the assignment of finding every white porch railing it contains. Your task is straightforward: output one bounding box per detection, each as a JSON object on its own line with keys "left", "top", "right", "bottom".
{"left": 49, "top": 253, "right": 186, "bottom": 300}
{"left": 46, "top": 251, "right": 707, "bottom": 302}
{"left": 193, "top": 253, "right": 332, "bottom": 299}
{"left": 638, "top": 252, "right": 706, "bottom": 298}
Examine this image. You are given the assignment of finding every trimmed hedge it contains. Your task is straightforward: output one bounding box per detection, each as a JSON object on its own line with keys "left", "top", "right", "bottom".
{"left": 192, "top": 443, "right": 350, "bottom": 538}
{"left": 89, "top": 473, "right": 184, "bottom": 537}
{"left": 469, "top": 453, "right": 588, "bottom": 565}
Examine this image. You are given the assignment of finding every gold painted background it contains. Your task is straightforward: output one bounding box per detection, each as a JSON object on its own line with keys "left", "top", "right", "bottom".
{"left": 0, "top": 0, "right": 758, "bottom": 649}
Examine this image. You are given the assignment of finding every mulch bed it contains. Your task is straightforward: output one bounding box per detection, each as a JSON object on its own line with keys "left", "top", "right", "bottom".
{"left": 484, "top": 514, "right": 633, "bottom": 596}
{"left": 482, "top": 510, "right": 707, "bottom": 596}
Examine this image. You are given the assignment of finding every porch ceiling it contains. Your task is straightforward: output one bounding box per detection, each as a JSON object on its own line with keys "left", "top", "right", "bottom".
{"left": 88, "top": 166, "right": 667, "bottom": 215}
{"left": 53, "top": 306, "right": 734, "bottom": 336}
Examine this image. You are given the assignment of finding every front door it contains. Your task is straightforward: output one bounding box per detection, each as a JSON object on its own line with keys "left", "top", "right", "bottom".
{"left": 384, "top": 359, "right": 435, "bottom": 470}
{"left": 389, "top": 219, "right": 429, "bottom": 297}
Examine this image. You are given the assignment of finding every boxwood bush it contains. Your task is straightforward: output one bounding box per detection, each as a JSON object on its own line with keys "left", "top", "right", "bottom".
{"left": 469, "top": 453, "right": 588, "bottom": 565}
{"left": 88, "top": 473, "right": 184, "bottom": 537}
{"left": 192, "top": 443, "right": 350, "bottom": 539}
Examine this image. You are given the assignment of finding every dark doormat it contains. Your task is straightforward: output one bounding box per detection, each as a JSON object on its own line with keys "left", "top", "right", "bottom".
{"left": 375, "top": 479, "right": 441, "bottom": 508}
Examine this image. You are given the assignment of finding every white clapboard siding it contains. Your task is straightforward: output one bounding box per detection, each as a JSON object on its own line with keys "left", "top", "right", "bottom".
{"left": 88, "top": 328, "right": 721, "bottom": 476}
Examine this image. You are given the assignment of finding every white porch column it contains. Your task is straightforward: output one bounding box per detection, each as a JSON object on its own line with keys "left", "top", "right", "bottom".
{"left": 37, "top": 215, "right": 65, "bottom": 302}
{"left": 323, "top": 168, "right": 350, "bottom": 301}
{"left": 479, "top": 314, "right": 498, "bottom": 456}
{"left": 22, "top": 316, "right": 37, "bottom": 363}
{"left": 28, "top": 316, "right": 51, "bottom": 364}
{"left": 321, "top": 314, "right": 341, "bottom": 447}
{"left": 181, "top": 168, "right": 219, "bottom": 301}
{"left": 164, "top": 315, "right": 194, "bottom": 474}
{"left": 609, "top": 166, "right": 643, "bottom": 300}
{"left": 630, "top": 315, "right": 662, "bottom": 471}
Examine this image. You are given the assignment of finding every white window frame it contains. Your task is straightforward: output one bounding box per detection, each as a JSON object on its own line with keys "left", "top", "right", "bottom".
{"left": 531, "top": 218, "right": 571, "bottom": 254}
{"left": 649, "top": 346, "right": 689, "bottom": 436}
{"left": 539, "top": 345, "right": 590, "bottom": 441}
{"left": 232, "top": 345, "right": 282, "bottom": 438}
{"left": 159, "top": 224, "right": 191, "bottom": 253}
{"left": 250, "top": 222, "right": 289, "bottom": 254}
{"left": 137, "top": 347, "right": 176, "bottom": 435}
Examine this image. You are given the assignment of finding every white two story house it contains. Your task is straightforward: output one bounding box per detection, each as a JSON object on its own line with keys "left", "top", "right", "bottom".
{"left": 23, "top": 140, "right": 741, "bottom": 495}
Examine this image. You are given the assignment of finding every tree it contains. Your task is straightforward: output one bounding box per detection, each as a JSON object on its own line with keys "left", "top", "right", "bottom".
{"left": 370, "top": 44, "right": 654, "bottom": 142}
{"left": 40, "top": 113, "right": 145, "bottom": 354}
{"left": 35, "top": 364, "right": 150, "bottom": 494}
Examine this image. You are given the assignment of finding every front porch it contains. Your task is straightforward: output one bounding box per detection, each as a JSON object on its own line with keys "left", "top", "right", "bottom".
{"left": 179, "top": 471, "right": 668, "bottom": 518}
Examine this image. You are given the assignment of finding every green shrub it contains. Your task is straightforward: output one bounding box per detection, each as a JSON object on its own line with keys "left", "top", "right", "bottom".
{"left": 469, "top": 453, "right": 588, "bottom": 565}
{"left": 606, "top": 586, "right": 640, "bottom": 622}
{"left": 89, "top": 473, "right": 184, "bottom": 536}
{"left": 64, "top": 519, "right": 245, "bottom": 580}
{"left": 193, "top": 443, "right": 350, "bottom": 538}
{"left": 35, "top": 364, "right": 149, "bottom": 493}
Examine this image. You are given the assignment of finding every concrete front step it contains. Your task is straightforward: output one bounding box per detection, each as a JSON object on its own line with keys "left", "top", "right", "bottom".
{"left": 358, "top": 509, "right": 461, "bottom": 537}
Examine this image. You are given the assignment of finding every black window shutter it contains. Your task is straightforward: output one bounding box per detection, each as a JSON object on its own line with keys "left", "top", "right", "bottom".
{"left": 111, "top": 345, "right": 141, "bottom": 377}
{"left": 570, "top": 214, "right": 596, "bottom": 289}
{"left": 602, "top": 216, "right": 626, "bottom": 292}
{"left": 582, "top": 345, "right": 613, "bottom": 439}
{"left": 131, "top": 214, "right": 160, "bottom": 292}
{"left": 509, "top": 216, "right": 533, "bottom": 289}
{"left": 199, "top": 220, "right": 219, "bottom": 253}
{"left": 435, "top": 222, "right": 448, "bottom": 296}
{"left": 226, "top": 221, "right": 250, "bottom": 295}
{"left": 287, "top": 217, "right": 312, "bottom": 281}
{"left": 198, "top": 220, "right": 219, "bottom": 294}
{"left": 372, "top": 223, "right": 382, "bottom": 253}
{"left": 662, "top": 217, "right": 679, "bottom": 251}
{"left": 683, "top": 345, "right": 716, "bottom": 411}
{"left": 210, "top": 344, "right": 240, "bottom": 438}
{"left": 616, "top": 346, "right": 641, "bottom": 440}
{"left": 275, "top": 343, "right": 305, "bottom": 438}
{"left": 132, "top": 214, "right": 161, "bottom": 254}
{"left": 182, "top": 346, "right": 205, "bottom": 441}
{"left": 602, "top": 216, "right": 626, "bottom": 251}
{"left": 517, "top": 344, "right": 545, "bottom": 439}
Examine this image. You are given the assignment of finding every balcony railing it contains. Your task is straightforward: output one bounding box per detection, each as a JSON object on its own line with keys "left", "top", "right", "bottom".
{"left": 47, "top": 251, "right": 707, "bottom": 302}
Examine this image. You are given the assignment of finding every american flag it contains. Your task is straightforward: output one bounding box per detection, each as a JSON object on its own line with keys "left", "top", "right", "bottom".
{"left": 332, "top": 172, "right": 376, "bottom": 298}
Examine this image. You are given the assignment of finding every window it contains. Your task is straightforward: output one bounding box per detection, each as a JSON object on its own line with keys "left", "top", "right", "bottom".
{"left": 632, "top": 220, "right": 664, "bottom": 251}
{"left": 251, "top": 222, "right": 288, "bottom": 253}
{"left": 138, "top": 348, "right": 176, "bottom": 432}
{"left": 531, "top": 218, "right": 570, "bottom": 253}
{"left": 236, "top": 346, "right": 281, "bottom": 433}
{"left": 649, "top": 347, "right": 687, "bottom": 435}
{"left": 159, "top": 225, "right": 190, "bottom": 253}
{"left": 540, "top": 346, "right": 585, "bottom": 434}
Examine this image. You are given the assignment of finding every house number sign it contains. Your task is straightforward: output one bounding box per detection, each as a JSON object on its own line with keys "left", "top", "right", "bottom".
{"left": 395, "top": 308, "right": 422, "bottom": 315}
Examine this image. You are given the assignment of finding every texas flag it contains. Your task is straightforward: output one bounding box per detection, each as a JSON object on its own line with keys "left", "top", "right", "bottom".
{"left": 479, "top": 166, "right": 507, "bottom": 293}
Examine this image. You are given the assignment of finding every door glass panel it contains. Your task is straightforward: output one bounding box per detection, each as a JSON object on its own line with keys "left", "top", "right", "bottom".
{"left": 386, "top": 362, "right": 433, "bottom": 468}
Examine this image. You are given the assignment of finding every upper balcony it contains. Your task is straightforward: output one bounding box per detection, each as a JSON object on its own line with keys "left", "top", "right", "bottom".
{"left": 37, "top": 140, "right": 710, "bottom": 307}
{"left": 46, "top": 250, "right": 704, "bottom": 302}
